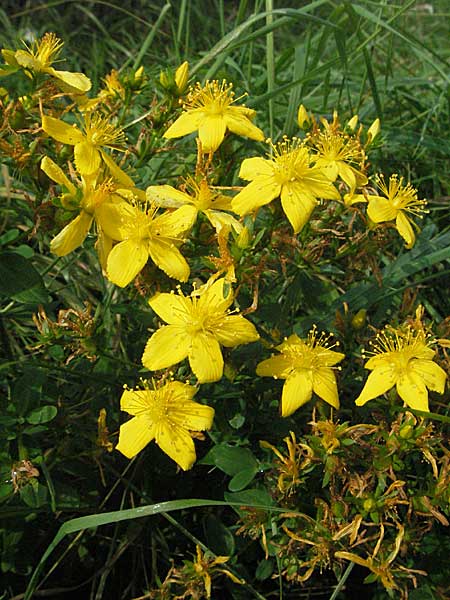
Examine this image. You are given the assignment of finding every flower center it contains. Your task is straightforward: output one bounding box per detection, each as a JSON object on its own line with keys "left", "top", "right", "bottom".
{"left": 269, "top": 138, "right": 310, "bottom": 185}
{"left": 184, "top": 80, "right": 236, "bottom": 115}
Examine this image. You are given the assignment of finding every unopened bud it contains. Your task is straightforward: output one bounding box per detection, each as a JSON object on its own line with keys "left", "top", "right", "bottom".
{"left": 367, "top": 118, "right": 380, "bottom": 142}
{"left": 236, "top": 226, "right": 251, "bottom": 249}
{"left": 297, "top": 104, "right": 310, "bottom": 129}
{"left": 175, "top": 61, "right": 189, "bottom": 94}
{"left": 351, "top": 309, "right": 367, "bottom": 330}
{"left": 347, "top": 115, "right": 358, "bottom": 131}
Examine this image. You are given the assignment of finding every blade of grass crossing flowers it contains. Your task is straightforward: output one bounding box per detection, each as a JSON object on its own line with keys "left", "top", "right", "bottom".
{"left": 25, "top": 498, "right": 301, "bottom": 600}
{"left": 329, "top": 561, "right": 355, "bottom": 600}
{"left": 351, "top": 2, "right": 450, "bottom": 83}
{"left": 190, "top": 1, "right": 330, "bottom": 77}
{"left": 266, "top": 0, "right": 275, "bottom": 140}
{"left": 132, "top": 2, "right": 171, "bottom": 71}
{"left": 175, "top": 0, "right": 188, "bottom": 62}
{"left": 283, "top": 44, "right": 308, "bottom": 135}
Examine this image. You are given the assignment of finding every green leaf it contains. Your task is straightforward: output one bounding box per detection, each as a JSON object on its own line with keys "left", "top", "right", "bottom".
{"left": 203, "top": 514, "right": 235, "bottom": 556}
{"left": 26, "top": 406, "right": 57, "bottom": 425}
{"left": 25, "top": 497, "right": 293, "bottom": 600}
{"left": 199, "top": 444, "right": 258, "bottom": 476}
{"left": 255, "top": 558, "right": 274, "bottom": 581}
{"left": 19, "top": 481, "right": 48, "bottom": 508}
{"left": 0, "top": 252, "right": 47, "bottom": 303}
{"left": 229, "top": 467, "right": 258, "bottom": 492}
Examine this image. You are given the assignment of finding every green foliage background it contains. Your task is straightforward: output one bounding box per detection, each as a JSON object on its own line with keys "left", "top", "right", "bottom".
{"left": 0, "top": 1, "right": 449, "bottom": 599}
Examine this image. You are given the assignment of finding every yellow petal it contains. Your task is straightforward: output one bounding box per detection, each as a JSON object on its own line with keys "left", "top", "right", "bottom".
{"left": 312, "top": 367, "right": 340, "bottom": 409}
{"left": 189, "top": 333, "right": 224, "bottom": 383}
{"left": 152, "top": 204, "right": 197, "bottom": 237}
{"left": 146, "top": 184, "right": 191, "bottom": 208}
{"left": 74, "top": 141, "right": 101, "bottom": 176}
{"left": 198, "top": 115, "right": 227, "bottom": 152}
{"left": 232, "top": 177, "right": 280, "bottom": 216}
{"left": 205, "top": 210, "right": 243, "bottom": 234}
{"left": 50, "top": 211, "right": 93, "bottom": 256}
{"left": 49, "top": 68, "right": 92, "bottom": 93}
{"left": 164, "top": 109, "right": 203, "bottom": 139}
{"left": 42, "top": 115, "right": 84, "bottom": 145}
{"left": 100, "top": 150, "right": 135, "bottom": 188}
{"left": 96, "top": 202, "right": 135, "bottom": 240}
{"left": 169, "top": 400, "right": 215, "bottom": 431}
{"left": 396, "top": 211, "right": 415, "bottom": 248}
{"left": 281, "top": 370, "right": 313, "bottom": 417}
{"left": 256, "top": 355, "right": 292, "bottom": 379}
{"left": 280, "top": 182, "right": 317, "bottom": 234}
{"left": 315, "top": 159, "right": 339, "bottom": 182}
{"left": 147, "top": 238, "right": 190, "bottom": 281}
{"left": 355, "top": 367, "right": 397, "bottom": 406}
{"left": 116, "top": 416, "right": 155, "bottom": 458}
{"left": 337, "top": 162, "right": 361, "bottom": 190}
{"left": 397, "top": 371, "right": 429, "bottom": 411}
{"left": 154, "top": 421, "right": 197, "bottom": 471}
{"left": 410, "top": 359, "right": 446, "bottom": 394}
{"left": 95, "top": 227, "right": 113, "bottom": 271}
{"left": 367, "top": 197, "right": 397, "bottom": 223}
{"left": 14, "top": 50, "right": 39, "bottom": 71}
{"left": 166, "top": 380, "right": 198, "bottom": 402}
{"left": 120, "top": 389, "right": 152, "bottom": 416}
{"left": 239, "top": 157, "right": 274, "bottom": 181}
{"left": 142, "top": 325, "right": 191, "bottom": 371}
{"left": 197, "top": 278, "right": 234, "bottom": 316}
{"left": 106, "top": 238, "right": 148, "bottom": 287}
{"left": 149, "top": 292, "right": 192, "bottom": 324}
{"left": 41, "top": 156, "right": 77, "bottom": 195}
{"left": 215, "top": 315, "right": 259, "bottom": 347}
{"left": 224, "top": 108, "right": 265, "bottom": 142}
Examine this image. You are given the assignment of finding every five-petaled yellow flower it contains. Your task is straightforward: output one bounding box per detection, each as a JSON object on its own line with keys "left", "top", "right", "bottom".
{"left": 232, "top": 138, "right": 341, "bottom": 233}
{"left": 366, "top": 174, "right": 427, "bottom": 249}
{"left": 1, "top": 32, "right": 91, "bottom": 93}
{"left": 256, "top": 328, "right": 345, "bottom": 417}
{"left": 41, "top": 156, "right": 118, "bottom": 257}
{"left": 164, "top": 80, "right": 264, "bottom": 152}
{"left": 355, "top": 326, "right": 447, "bottom": 412}
{"left": 146, "top": 177, "right": 242, "bottom": 235}
{"left": 96, "top": 201, "right": 194, "bottom": 287}
{"left": 116, "top": 381, "right": 214, "bottom": 471}
{"left": 42, "top": 113, "right": 126, "bottom": 177}
{"left": 307, "top": 111, "right": 368, "bottom": 193}
{"left": 142, "top": 278, "right": 259, "bottom": 383}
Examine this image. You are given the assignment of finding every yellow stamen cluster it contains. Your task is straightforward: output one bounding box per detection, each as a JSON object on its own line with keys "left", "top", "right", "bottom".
{"left": 267, "top": 137, "right": 310, "bottom": 184}
{"left": 375, "top": 174, "right": 428, "bottom": 218}
{"left": 26, "top": 32, "right": 63, "bottom": 69}
{"left": 184, "top": 80, "right": 244, "bottom": 113}
{"left": 83, "top": 113, "right": 125, "bottom": 148}
{"left": 364, "top": 325, "right": 433, "bottom": 360}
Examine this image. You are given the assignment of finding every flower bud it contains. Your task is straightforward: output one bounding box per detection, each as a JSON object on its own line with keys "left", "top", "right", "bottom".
{"left": 297, "top": 104, "right": 310, "bottom": 129}
{"left": 175, "top": 61, "right": 189, "bottom": 94}
{"left": 347, "top": 115, "right": 358, "bottom": 131}
{"left": 367, "top": 118, "right": 380, "bottom": 142}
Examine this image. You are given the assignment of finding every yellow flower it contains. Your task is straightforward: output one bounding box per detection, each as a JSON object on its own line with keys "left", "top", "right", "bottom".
{"left": 42, "top": 113, "right": 126, "bottom": 177}
{"left": 41, "top": 156, "right": 117, "bottom": 257}
{"left": 1, "top": 33, "right": 91, "bottom": 94}
{"left": 146, "top": 177, "right": 242, "bottom": 235}
{"left": 142, "top": 278, "right": 259, "bottom": 383}
{"left": 96, "top": 201, "right": 194, "bottom": 287}
{"left": 116, "top": 381, "right": 214, "bottom": 470}
{"left": 308, "top": 129, "right": 367, "bottom": 192}
{"left": 355, "top": 326, "right": 447, "bottom": 411}
{"left": 366, "top": 174, "right": 427, "bottom": 249}
{"left": 232, "top": 138, "right": 341, "bottom": 233}
{"left": 256, "top": 327, "right": 345, "bottom": 417}
{"left": 164, "top": 80, "right": 264, "bottom": 152}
